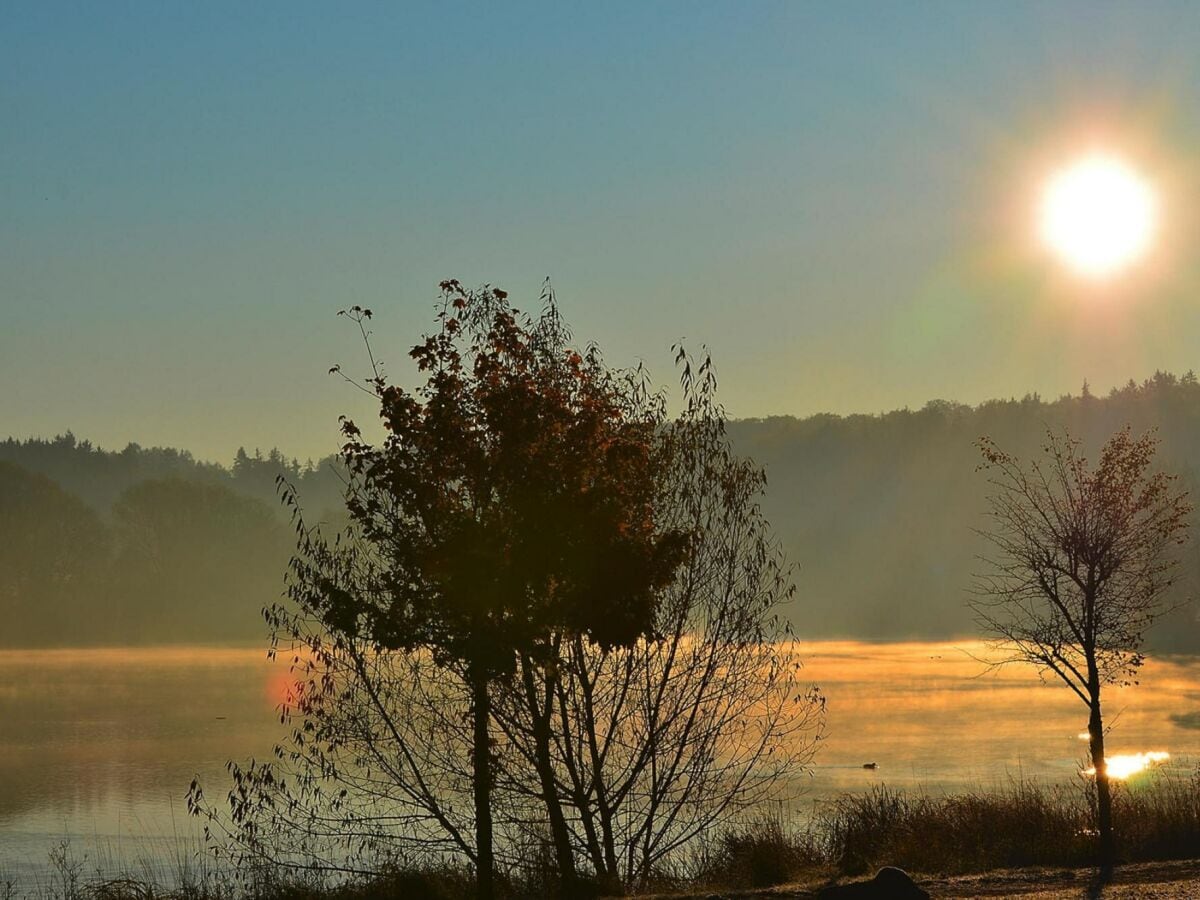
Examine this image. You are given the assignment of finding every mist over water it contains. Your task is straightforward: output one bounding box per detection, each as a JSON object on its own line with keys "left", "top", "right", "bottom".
{"left": 0, "top": 647, "right": 279, "bottom": 885}
{"left": 803, "top": 641, "right": 1197, "bottom": 795}
{"left": 1, "top": 641, "right": 1196, "bottom": 886}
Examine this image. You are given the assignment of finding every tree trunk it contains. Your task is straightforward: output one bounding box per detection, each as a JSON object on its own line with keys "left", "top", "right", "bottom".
{"left": 472, "top": 669, "right": 495, "bottom": 900}
{"left": 573, "top": 637, "right": 621, "bottom": 888}
{"left": 521, "top": 657, "right": 578, "bottom": 895}
{"left": 1088, "top": 698, "right": 1115, "bottom": 874}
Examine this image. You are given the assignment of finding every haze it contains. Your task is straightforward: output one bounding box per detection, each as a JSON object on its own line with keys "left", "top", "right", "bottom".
{"left": 7, "top": 2, "right": 1200, "bottom": 462}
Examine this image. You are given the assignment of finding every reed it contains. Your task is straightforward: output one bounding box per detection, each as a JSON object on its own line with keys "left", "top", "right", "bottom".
{"left": 818, "top": 771, "right": 1200, "bottom": 877}
{"left": 6, "top": 772, "right": 1199, "bottom": 898}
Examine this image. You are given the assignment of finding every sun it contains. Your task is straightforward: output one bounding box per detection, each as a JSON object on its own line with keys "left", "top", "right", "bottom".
{"left": 1037, "top": 152, "right": 1159, "bottom": 279}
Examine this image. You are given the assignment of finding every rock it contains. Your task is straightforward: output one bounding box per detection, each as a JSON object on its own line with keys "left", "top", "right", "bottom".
{"left": 816, "top": 866, "right": 929, "bottom": 898}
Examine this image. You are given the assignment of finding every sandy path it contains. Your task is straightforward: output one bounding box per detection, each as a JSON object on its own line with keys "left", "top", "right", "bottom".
{"left": 923, "top": 859, "right": 1200, "bottom": 898}
{"left": 649, "top": 859, "right": 1200, "bottom": 899}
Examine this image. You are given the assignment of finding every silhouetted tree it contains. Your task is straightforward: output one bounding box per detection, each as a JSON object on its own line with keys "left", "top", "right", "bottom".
{"left": 248, "top": 282, "right": 688, "bottom": 898}
{"left": 973, "top": 426, "right": 1191, "bottom": 871}
{"left": 491, "top": 350, "right": 824, "bottom": 890}
{"left": 188, "top": 304, "right": 822, "bottom": 896}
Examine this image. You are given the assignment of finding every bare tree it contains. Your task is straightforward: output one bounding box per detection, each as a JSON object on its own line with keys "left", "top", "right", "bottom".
{"left": 973, "top": 426, "right": 1190, "bottom": 871}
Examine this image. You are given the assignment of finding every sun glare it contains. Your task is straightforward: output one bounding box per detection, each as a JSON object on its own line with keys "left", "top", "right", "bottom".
{"left": 1038, "top": 152, "right": 1158, "bottom": 279}
{"left": 1083, "top": 751, "right": 1170, "bottom": 780}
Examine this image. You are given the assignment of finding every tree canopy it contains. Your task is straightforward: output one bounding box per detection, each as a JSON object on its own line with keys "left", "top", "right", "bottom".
{"left": 321, "top": 285, "right": 688, "bottom": 673}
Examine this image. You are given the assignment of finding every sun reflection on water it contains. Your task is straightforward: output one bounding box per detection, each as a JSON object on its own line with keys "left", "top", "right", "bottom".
{"left": 1082, "top": 751, "right": 1170, "bottom": 780}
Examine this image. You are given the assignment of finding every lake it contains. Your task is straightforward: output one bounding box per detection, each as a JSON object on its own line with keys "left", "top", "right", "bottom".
{"left": 1, "top": 641, "right": 1197, "bottom": 887}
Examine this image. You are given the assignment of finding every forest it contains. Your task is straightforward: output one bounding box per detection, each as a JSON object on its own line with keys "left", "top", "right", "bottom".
{"left": 4, "top": 369, "right": 1200, "bottom": 651}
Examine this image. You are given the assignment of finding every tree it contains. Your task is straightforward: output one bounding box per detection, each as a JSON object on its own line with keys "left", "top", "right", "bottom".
{"left": 278, "top": 282, "right": 687, "bottom": 898}
{"left": 188, "top": 283, "right": 823, "bottom": 896}
{"left": 490, "top": 349, "right": 824, "bottom": 891}
{"left": 973, "top": 426, "right": 1191, "bottom": 871}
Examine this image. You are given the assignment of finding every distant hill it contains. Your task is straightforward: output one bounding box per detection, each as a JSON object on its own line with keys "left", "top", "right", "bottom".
{"left": 730, "top": 371, "right": 1200, "bottom": 653}
{"left": 4, "top": 371, "right": 1200, "bottom": 651}
{"left": 0, "top": 437, "right": 345, "bottom": 646}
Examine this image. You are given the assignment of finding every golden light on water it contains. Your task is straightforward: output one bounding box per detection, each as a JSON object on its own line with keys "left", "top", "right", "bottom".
{"left": 1083, "top": 751, "right": 1170, "bottom": 780}
{"left": 1038, "top": 152, "right": 1159, "bottom": 279}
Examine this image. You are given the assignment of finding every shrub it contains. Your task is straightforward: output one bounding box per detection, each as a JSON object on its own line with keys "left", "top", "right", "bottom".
{"left": 691, "top": 814, "right": 825, "bottom": 889}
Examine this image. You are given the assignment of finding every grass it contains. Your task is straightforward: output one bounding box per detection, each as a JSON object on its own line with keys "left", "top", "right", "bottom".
{"left": 819, "top": 782, "right": 1094, "bottom": 876}
{"left": 686, "top": 813, "right": 828, "bottom": 890}
{"left": 5, "top": 773, "right": 1199, "bottom": 898}
{"left": 818, "top": 772, "right": 1200, "bottom": 878}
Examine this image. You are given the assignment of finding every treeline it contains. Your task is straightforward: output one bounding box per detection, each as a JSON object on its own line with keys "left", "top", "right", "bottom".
{"left": 0, "top": 438, "right": 344, "bottom": 646}
{"left": 731, "top": 370, "right": 1200, "bottom": 653}
{"left": 0, "top": 433, "right": 345, "bottom": 512}
{"left": 5, "top": 371, "right": 1200, "bottom": 650}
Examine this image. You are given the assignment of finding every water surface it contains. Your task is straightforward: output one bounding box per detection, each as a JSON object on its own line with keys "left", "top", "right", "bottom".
{"left": 1, "top": 641, "right": 1197, "bottom": 884}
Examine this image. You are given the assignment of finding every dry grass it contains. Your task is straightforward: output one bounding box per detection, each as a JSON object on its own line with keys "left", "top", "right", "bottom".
{"left": 819, "top": 773, "right": 1200, "bottom": 877}
{"left": 6, "top": 774, "right": 1198, "bottom": 898}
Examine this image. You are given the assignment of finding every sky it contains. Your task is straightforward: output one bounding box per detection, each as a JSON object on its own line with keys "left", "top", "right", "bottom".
{"left": 7, "top": 1, "right": 1200, "bottom": 462}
